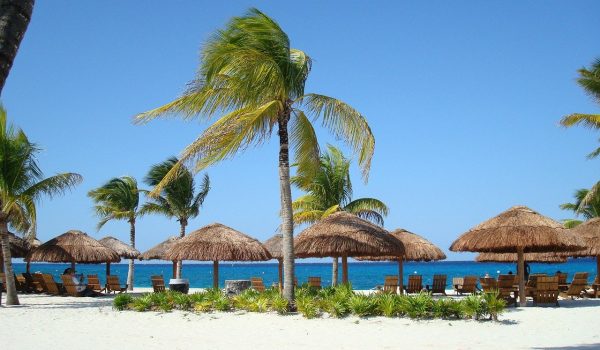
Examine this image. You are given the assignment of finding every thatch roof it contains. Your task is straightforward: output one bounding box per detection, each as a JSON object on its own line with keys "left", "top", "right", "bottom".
{"left": 356, "top": 229, "right": 446, "bottom": 262}
{"left": 476, "top": 252, "right": 568, "bottom": 263}
{"left": 139, "top": 236, "right": 181, "bottom": 261}
{"left": 27, "top": 230, "right": 120, "bottom": 263}
{"left": 450, "top": 206, "right": 584, "bottom": 253}
{"left": 567, "top": 217, "right": 600, "bottom": 257}
{"left": 263, "top": 234, "right": 283, "bottom": 260}
{"left": 294, "top": 212, "right": 403, "bottom": 258}
{"left": 99, "top": 236, "right": 140, "bottom": 259}
{"left": 164, "top": 224, "right": 271, "bottom": 261}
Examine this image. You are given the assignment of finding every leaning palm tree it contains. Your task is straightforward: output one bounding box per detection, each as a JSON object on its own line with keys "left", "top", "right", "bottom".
{"left": 292, "top": 145, "right": 388, "bottom": 285}
{"left": 134, "top": 9, "right": 375, "bottom": 303}
{"left": 88, "top": 176, "right": 140, "bottom": 291}
{"left": 0, "top": 105, "right": 82, "bottom": 305}
{"left": 140, "top": 157, "right": 210, "bottom": 278}
{"left": 560, "top": 188, "right": 600, "bottom": 228}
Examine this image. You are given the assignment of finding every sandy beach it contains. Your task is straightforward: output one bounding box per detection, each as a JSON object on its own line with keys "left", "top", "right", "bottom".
{"left": 1, "top": 290, "right": 599, "bottom": 350}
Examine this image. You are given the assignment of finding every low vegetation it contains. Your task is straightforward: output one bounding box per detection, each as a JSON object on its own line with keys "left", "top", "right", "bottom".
{"left": 114, "top": 285, "right": 507, "bottom": 321}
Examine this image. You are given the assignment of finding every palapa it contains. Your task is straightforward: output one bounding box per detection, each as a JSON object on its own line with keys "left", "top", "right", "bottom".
{"left": 139, "top": 236, "right": 181, "bottom": 278}
{"left": 567, "top": 217, "right": 600, "bottom": 275}
{"left": 356, "top": 229, "right": 445, "bottom": 292}
{"left": 263, "top": 234, "right": 283, "bottom": 290}
{"left": 450, "top": 205, "right": 584, "bottom": 306}
{"left": 99, "top": 236, "right": 140, "bottom": 276}
{"left": 165, "top": 223, "right": 271, "bottom": 288}
{"left": 5, "top": 231, "right": 30, "bottom": 258}
{"left": 295, "top": 212, "right": 403, "bottom": 284}
{"left": 27, "top": 230, "right": 120, "bottom": 272}
{"left": 475, "top": 252, "right": 568, "bottom": 263}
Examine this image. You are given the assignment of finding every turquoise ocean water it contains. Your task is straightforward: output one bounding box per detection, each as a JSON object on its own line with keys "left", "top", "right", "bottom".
{"left": 13, "top": 259, "right": 598, "bottom": 290}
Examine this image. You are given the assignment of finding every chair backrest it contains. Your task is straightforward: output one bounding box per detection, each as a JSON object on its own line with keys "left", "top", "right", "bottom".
{"left": 533, "top": 276, "right": 559, "bottom": 305}
{"left": 61, "top": 275, "right": 80, "bottom": 297}
{"left": 42, "top": 274, "right": 61, "bottom": 295}
{"left": 566, "top": 275, "right": 589, "bottom": 295}
{"left": 431, "top": 274, "right": 447, "bottom": 293}
{"left": 22, "top": 272, "right": 41, "bottom": 292}
{"left": 480, "top": 277, "right": 497, "bottom": 292}
{"left": 382, "top": 275, "right": 398, "bottom": 293}
{"left": 526, "top": 274, "right": 545, "bottom": 288}
{"left": 15, "top": 274, "right": 28, "bottom": 292}
{"left": 555, "top": 273, "right": 568, "bottom": 285}
{"left": 87, "top": 274, "right": 103, "bottom": 292}
{"left": 407, "top": 275, "right": 422, "bottom": 293}
{"left": 462, "top": 276, "right": 478, "bottom": 292}
{"left": 308, "top": 276, "right": 321, "bottom": 289}
{"left": 150, "top": 275, "right": 165, "bottom": 293}
{"left": 573, "top": 272, "right": 589, "bottom": 281}
{"left": 498, "top": 274, "right": 516, "bottom": 289}
{"left": 250, "top": 277, "right": 265, "bottom": 292}
{"left": 452, "top": 277, "right": 464, "bottom": 288}
{"left": 107, "top": 275, "right": 123, "bottom": 291}
{"left": 594, "top": 274, "right": 599, "bottom": 285}
{"left": 33, "top": 273, "right": 47, "bottom": 292}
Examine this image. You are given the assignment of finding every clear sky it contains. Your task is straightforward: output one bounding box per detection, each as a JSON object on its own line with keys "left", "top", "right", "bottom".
{"left": 3, "top": 1, "right": 600, "bottom": 261}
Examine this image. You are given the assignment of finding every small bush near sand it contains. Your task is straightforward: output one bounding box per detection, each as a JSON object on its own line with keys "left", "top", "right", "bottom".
{"left": 114, "top": 286, "right": 506, "bottom": 321}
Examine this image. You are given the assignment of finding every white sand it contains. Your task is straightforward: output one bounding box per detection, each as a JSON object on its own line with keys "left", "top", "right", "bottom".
{"left": 2, "top": 290, "right": 600, "bottom": 350}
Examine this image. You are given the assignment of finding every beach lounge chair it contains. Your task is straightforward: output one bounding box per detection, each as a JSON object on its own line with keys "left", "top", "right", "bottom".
{"left": 532, "top": 276, "right": 559, "bottom": 306}
{"left": 308, "top": 276, "right": 322, "bottom": 289}
{"left": 452, "top": 277, "right": 463, "bottom": 295}
{"left": 21, "top": 272, "right": 42, "bottom": 293}
{"left": 589, "top": 275, "right": 599, "bottom": 298}
{"left": 150, "top": 275, "right": 165, "bottom": 293}
{"left": 15, "top": 274, "right": 32, "bottom": 293}
{"left": 405, "top": 275, "right": 423, "bottom": 294}
{"left": 560, "top": 273, "right": 589, "bottom": 300}
{"left": 498, "top": 274, "right": 517, "bottom": 306}
{"left": 455, "top": 276, "right": 478, "bottom": 295}
{"left": 61, "top": 275, "right": 84, "bottom": 297}
{"left": 556, "top": 272, "right": 568, "bottom": 291}
{"left": 32, "top": 273, "right": 48, "bottom": 293}
{"left": 250, "top": 277, "right": 266, "bottom": 292}
{"left": 87, "top": 274, "right": 104, "bottom": 293}
{"left": 430, "top": 274, "right": 447, "bottom": 295}
{"left": 106, "top": 275, "right": 127, "bottom": 294}
{"left": 42, "top": 274, "right": 64, "bottom": 295}
{"left": 480, "top": 277, "right": 497, "bottom": 293}
{"left": 379, "top": 275, "right": 398, "bottom": 294}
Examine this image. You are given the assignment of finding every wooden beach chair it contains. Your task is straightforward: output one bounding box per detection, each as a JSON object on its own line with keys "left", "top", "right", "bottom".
{"left": 452, "top": 277, "right": 464, "bottom": 295}
{"left": 405, "top": 275, "right": 423, "bottom": 294}
{"left": 589, "top": 275, "right": 599, "bottom": 298}
{"left": 560, "top": 273, "right": 588, "bottom": 300}
{"left": 533, "top": 276, "right": 559, "bottom": 306}
{"left": 480, "top": 277, "right": 497, "bottom": 293}
{"left": 250, "top": 277, "right": 266, "bottom": 292}
{"left": 42, "top": 274, "right": 64, "bottom": 295}
{"left": 22, "top": 272, "right": 42, "bottom": 293}
{"left": 455, "top": 276, "right": 478, "bottom": 295}
{"left": 15, "top": 274, "right": 31, "bottom": 293}
{"left": 32, "top": 273, "right": 48, "bottom": 293}
{"left": 556, "top": 272, "right": 568, "bottom": 291}
{"left": 380, "top": 275, "right": 398, "bottom": 294}
{"left": 151, "top": 275, "right": 165, "bottom": 293}
{"left": 526, "top": 274, "right": 546, "bottom": 297}
{"left": 430, "top": 274, "right": 447, "bottom": 295}
{"left": 308, "top": 276, "right": 322, "bottom": 289}
{"left": 87, "top": 274, "right": 104, "bottom": 293}
{"left": 498, "top": 274, "right": 517, "bottom": 306}
{"left": 106, "top": 275, "right": 127, "bottom": 294}
{"left": 61, "top": 275, "right": 84, "bottom": 297}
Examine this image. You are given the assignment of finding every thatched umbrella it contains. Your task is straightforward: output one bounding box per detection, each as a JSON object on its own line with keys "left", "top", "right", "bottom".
{"left": 295, "top": 212, "right": 404, "bottom": 284}
{"left": 567, "top": 217, "right": 600, "bottom": 275}
{"left": 139, "top": 236, "right": 181, "bottom": 278}
{"left": 27, "top": 230, "right": 120, "bottom": 272}
{"left": 165, "top": 223, "right": 271, "bottom": 288}
{"left": 99, "top": 236, "right": 140, "bottom": 277}
{"left": 450, "top": 205, "right": 584, "bottom": 306}
{"left": 476, "top": 252, "right": 568, "bottom": 263}
{"left": 356, "top": 229, "right": 446, "bottom": 293}
{"left": 263, "top": 234, "right": 283, "bottom": 290}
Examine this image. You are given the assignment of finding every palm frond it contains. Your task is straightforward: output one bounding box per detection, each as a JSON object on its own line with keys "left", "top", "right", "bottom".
{"left": 22, "top": 173, "right": 83, "bottom": 201}
{"left": 560, "top": 113, "right": 600, "bottom": 129}
{"left": 290, "top": 110, "right": 320, "bottom": 188}
{"left": 562, "top": 219, "right": 583, "bottom": 229}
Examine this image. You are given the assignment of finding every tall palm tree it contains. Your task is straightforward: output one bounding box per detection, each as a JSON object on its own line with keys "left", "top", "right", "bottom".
{"left": 134, "top": 9, "right": 375, "bottom": 303}
{"left": 292, "top": 145, "right": 388, "bottom": 285}
{"left": 560, "top": 188, "right": 600, "bottom": 228}
{"left": 0, "top": 0, "right": 35, "bottom": 95}
{"left": 88, "top": 176, "right": 140, "bottom": 291}
{"left": 0, "top": 106, "right": 82, "bottom": 305}
{"left": 141, "top": 157, "right": 210, "bottom": 278}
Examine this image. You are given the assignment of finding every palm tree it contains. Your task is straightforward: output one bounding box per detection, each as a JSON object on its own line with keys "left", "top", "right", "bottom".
{"left": 0, "top": 0, "right": 35, "bottom": 95}
{"left": 140, "top": 157, "right": 210, "bottom": 278}
{"left": 0, "top": 105, "right": 82, "bottom": 305}
{"left": 88, "top": 176, "right": 140, "bottom": 291}
{"left": 134, "top": 9, "right": 375, "bottom": 304}
{"left": 560, "top": 188, "right": 600, "bottom": 228}
{"left": 292, "top": 145, "right": 388, "bottom": 285}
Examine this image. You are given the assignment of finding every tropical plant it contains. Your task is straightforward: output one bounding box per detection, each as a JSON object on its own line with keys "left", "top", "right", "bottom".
{"left": 134, "top": 8, "right": 375, "bottom": 304}
{"left": 88, "top": 176, "right": 141, "bottom": 290}
{"left": 482, "top": 291, "right": 506, "bottom": 321}
{"left": 0, "top": 0, "right": 35, "bottom": 95}
{"left": 141, "top": 156, "right": 210, "bottom": 278}
{"left": 560, "top": 188, "right": 600, "bottom": 228}
{"left": 0, "top": 106, "right": 82, "bottom": 305}
{"left": 347, "top": 294, "right": 378, "bottom": 317}
{"left": 113, "top": 293, "right": 133, "bottom": 310}
{"left": 296, "top": 295, "right": 320, "bottom": 319}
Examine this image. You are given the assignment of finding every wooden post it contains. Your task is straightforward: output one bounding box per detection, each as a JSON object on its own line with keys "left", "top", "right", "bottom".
{"left": 332, "top": 257, "right": 338, "bottom": 286}
{"left": 106, "top": 262, "right": 111, "bottom": 277}
{"left": 596, "top": 255, "right": 599, "bottom": 278}
{"left": 398, "top": 257, "right": 404, "bottom": 294}
{"left": 26, "top": 260, "right": 31, "bottom": 273}
{"left": 172, "top": 261, "right": 177, "bottom": 279}
{"left": 213, "top": 260, "right": 219, "bottom": 289}
{"left": 71, "top": 261, "right": 75, "bottom": 273}
{"left": 341, "top": 255, "right": 348, "bottom": 284}
{"left": 278, "top": 258, "right": 283, "bottom": 292}
{"left": 517, "top": 247, "right": 526, "bottom": 307}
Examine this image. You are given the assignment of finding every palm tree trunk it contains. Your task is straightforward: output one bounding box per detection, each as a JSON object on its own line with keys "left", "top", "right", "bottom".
{"left": 0, "top": 0, "right": 35, "bottom": 95}
{"left": 332, "top": 257, "right": 338, "bottom": 286}
{"left": 127, "top": 218, "right": 135, "bottom": 291}
{"left": 176, "top": 220, "right": 186, "bottom": 279}
{"left": 278, "top": 113, "right": 295, "bottom": 305}
{"left": 0, "top": 216, "right": 19, "bottom": 305}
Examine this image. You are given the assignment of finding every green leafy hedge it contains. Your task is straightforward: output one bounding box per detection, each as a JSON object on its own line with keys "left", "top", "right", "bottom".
{"left": 113, "top": 285, "right": 506, "bottom": 321}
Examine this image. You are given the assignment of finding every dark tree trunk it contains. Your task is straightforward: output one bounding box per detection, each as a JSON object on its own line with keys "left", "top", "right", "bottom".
{"left": 0, "top": 0, "right": 35, "bottom": 95}
{"left": 332, "top": 257, "right": 338, "bottom": 286}
{"left": 0, "top": 215, "right": 19, "bottom": 305}
{"left": 278, "top": 106, "right": 295, "bottom": 306}
{"left": 127, "top": 218, "right": 135, "bottom": 291}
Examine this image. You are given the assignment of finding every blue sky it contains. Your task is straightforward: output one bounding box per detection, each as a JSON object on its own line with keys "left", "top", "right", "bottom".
{"left": 3, "top": 1, "right": 600, "bottom": 261}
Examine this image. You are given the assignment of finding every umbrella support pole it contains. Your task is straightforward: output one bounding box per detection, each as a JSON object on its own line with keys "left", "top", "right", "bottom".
{"left": 398, "top": 258, "right": 404, "bottom": 294}
{"left": 172, "top": 261, "right": 177, "bottom": 279}
{"left": 26, "top": 261, "right": 31, "bottom": 273}
{"left": 71, "top": 261, "right": 75, "bottom": 273}
{"left": 332, "top": 257, "right": 338, "bottom": 286}
{"left": 596, "top": 255, "right": 600, "bottom": 278}
{"left": 341, "top": 255, "right": 348, "bottom": 284}
{"left": 278, "top": 258, "right": 283, "bottom": 292}
{"left": 213, "top": 261, "right": 219, "bottom": 289}
{"left": 517, "top": 248, "right": 526, "bottom": 307}
{"left": 106, "top": 262, "right": 111, "bottom": 277}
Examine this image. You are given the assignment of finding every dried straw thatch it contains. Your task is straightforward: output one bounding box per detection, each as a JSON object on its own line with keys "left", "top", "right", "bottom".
{"left": 263, "top": 234, "right": 283, "bottom": 260}
{"left": 450, "top": 206, "right": 584, "bottom": 253}
{"left": 5, "top": 232, "right": 30, "bottom": 258}
{"left": 475, "top": 252, "right": 568, "bottom": 263}
{"left": 356, "top": 229, "right": 446, "bottom": 262}
{"left": 99, "top": 236, "right": 140, "bottom": 259}
{"left": 567, "top": 217, "right": 600, "bottom": 257}
{"left": 139, "top": 236, "right": 181, "bottom": 261}
{"left": 27, "top": 230, "right": 120, "bottom": 264}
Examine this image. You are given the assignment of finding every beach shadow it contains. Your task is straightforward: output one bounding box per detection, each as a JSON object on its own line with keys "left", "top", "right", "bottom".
{"left": 532, "top": 344, "right": 600, "bottom": 349}
{"left": 556, "top": 299, "right": 600, "bottom": 309}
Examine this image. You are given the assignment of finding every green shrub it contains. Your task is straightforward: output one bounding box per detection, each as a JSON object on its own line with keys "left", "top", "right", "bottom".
{"left": 461, "top": 295, "right": 484, "bottom": 320}
{"left": 375, "top": 294, "right": 398, "bottom": 317}
{"left": 432, "top": 298, "right": 463, "bottom": 319}
{"left": 194, "top": 300, "right": 213, "bottom": 312}
{"left": 131, "top": 294, "right": 153, "bottom": 312}
{"left": 270, "top": 294, "right": 289, "bottom": 315}
{"left": 296, "top": 295, "right": 320, "bottom": 319}
{"left": 482, "top": 291, "right": 506, "bottom": 321}
{"left": 398, "top": 292, "right": 433, "bottom": 319}
{"left": 113, "top": 293, "right": 133, "bottom": 310}
{"left": 321, "top": 294, "right": 349, "bottom": 318}
{"left": 255, "top": 296, "right": 269, "bottom": 313}
{"left": 189, "top": 292, "right": 207, "bottom": 303}
{"left": 170, "top": 293, "right": 192, "bottom": 310}
{"left": 348, "top": 294, "right": 377, "bottom": 317}
{"left": 214, "top": 295, "right": 231, "bottom": 311}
